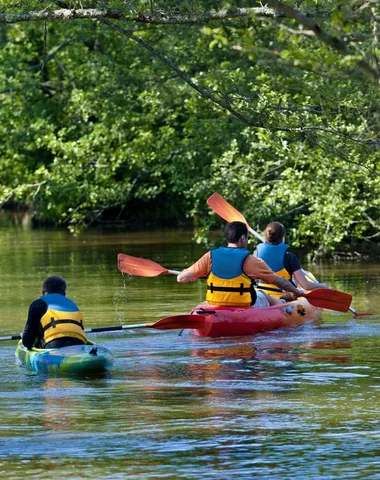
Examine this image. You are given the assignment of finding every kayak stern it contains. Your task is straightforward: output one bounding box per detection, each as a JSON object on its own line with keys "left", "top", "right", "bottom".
{"left": 15, "top": 341, "right": 114, "bottom": 375}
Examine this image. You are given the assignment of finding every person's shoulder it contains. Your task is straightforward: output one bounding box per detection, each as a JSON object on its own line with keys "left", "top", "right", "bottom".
{"left": 30, "top": 298, "right": 47, "bottom": 307}
{"left": 28, "top": 298, "right": 48, "bottom": 313}
{"left": 285, "top": 251, "right": 299, "bottom": 260}
{"left": 284, "top": 251, "right": 302, "bottom": 269}
{"left": 199, "top": 251, "right": 211, "bottom": 261}
{"left": 245, "top": 254, "right": 269, "bottom": 267}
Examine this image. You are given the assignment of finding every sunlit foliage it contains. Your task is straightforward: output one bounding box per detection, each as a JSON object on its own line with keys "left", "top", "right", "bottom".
{"left": 0, "top": 1, "right": 379, "bottom": 256}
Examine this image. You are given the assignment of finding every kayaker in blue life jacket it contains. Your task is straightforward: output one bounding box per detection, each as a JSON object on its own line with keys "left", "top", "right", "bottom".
{"left": 21, "top": 276, "right": 88, "bottom": 349}
{"left": 255, "top": 221, "right": 328, "bottom": 298}
{"left": 177, "top": 221, "right": 304, "bottom": 307}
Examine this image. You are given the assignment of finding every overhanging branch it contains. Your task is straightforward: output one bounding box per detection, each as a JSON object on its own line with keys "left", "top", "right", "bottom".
{"left": 266, "top": 0, "right": 380, "bottom": 82}
{"left": 101, "top": 18, "right": 258, "bottom": 127}
{"left": 101, "top": 19, "right": 378, "bottom": 154}
{"left": 0, "top": 6, "right": 337, "bottom": 25}
{"left": 0, "top": 8, "right": 124, "bottom": 23}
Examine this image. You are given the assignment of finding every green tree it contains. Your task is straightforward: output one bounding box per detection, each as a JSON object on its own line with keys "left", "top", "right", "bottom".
{"left": 0, "top": 1, "right": 378, "bottom": 256}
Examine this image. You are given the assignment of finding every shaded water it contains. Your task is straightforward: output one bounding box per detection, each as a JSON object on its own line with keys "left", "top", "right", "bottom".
{"left": 0, "top": 228, "right": 379, "bottom": 479}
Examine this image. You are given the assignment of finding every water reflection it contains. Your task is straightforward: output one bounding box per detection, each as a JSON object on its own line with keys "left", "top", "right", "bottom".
{"left": 41, "top": 378, "right": 80, "bottom": 431}
{"left": 190, "top": 333, "right": 352, "bottom": 364}
{"left": 0, "top": 228, "right": 379, "bottom": 479}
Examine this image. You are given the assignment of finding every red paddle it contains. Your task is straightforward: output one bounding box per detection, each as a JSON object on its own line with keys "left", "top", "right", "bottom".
{"left": 301, "top": 288, "right": 352, "bottom": 312}
{"left": 347, "top": 307, "right": 374, "bottom": 318}
{"left": 87, "top": 315, "right": 205, "bottom": 331}
{"left": 0, "top": 315, "right": 206, "bottom": 343}
{"left": 259, "top": 286, "right": 352, "bottom": 312}
{"left": 142, "top": 315, "right": 206, "bottom": 330}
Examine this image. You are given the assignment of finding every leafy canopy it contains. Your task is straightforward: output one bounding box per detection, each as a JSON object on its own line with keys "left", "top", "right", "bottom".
{"left": 0, "top": 0, "right": 378, "bottom": 256}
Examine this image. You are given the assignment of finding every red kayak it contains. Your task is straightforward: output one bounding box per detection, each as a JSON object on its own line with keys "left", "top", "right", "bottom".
{"left": 189, "top": 298, "right": 323, "bottom": 337}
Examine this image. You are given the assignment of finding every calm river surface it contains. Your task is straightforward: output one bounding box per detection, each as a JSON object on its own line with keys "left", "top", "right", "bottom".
{"left": 0, "top": 227, "right": 379, "bottom": 479}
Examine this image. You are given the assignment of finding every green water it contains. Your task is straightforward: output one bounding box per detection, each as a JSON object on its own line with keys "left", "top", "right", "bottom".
{"left": 0, "top": 227, "right": 379, "bottom": 479}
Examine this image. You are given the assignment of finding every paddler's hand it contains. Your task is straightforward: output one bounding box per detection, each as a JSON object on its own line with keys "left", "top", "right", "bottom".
{"left": 280, "top": 291, "right": 302, "bottom": 301}
{"left": 280, "top": 292, "right": 297, "bottom": 302}
{"left": 177, "top": 268, "right": 197, "bottom": 283}
{"left": 294, "top": 289, "right": 304, "bottom": 298}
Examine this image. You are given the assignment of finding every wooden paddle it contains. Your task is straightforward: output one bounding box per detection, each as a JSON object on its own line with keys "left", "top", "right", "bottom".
{"left": 207, "top": 191, "right": 369, "bottom": 316}
{"left": 118, "top": 253, "right": 180, "bottom": 277}
{"left": 0, "top": 315, "right": 206, "bottom": 343}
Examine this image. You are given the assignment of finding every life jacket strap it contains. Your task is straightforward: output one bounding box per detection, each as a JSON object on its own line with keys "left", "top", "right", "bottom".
{"left": 258, "top": 286, "right": 282, "bottom": 293}
{"left": 43, "top": 317, "right": 84, "bottom": 332}
{"left": 207, "top": 283, "right": 254, "bottom": 296}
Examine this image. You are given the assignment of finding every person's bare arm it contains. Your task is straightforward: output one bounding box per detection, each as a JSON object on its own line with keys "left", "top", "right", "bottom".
{"left": 177, "top": 268, "right": 197, "bottom": 283}
{"left": 177, "top": 252, "right": 211, "bottom": 284}
{"left": 272, "top": 276, "right": 303, "bottom": 297}
{"left": 244, "top": 255, "right": 303, "bottom": 297}
{"left": 293, "top": 269, "right": 328, "bottom": 290}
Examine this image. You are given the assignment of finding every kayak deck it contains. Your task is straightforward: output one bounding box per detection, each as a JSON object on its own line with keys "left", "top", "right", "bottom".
{"left": 190, "top": 297, "right": 323, "bottom": 337}
{"left": 15, "top": 340, "right": 114, "bottom": 375}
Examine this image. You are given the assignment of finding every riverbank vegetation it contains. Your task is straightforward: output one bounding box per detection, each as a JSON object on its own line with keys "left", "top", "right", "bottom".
{"left": 0, "top": 1, "right": 379, "bottom": 258}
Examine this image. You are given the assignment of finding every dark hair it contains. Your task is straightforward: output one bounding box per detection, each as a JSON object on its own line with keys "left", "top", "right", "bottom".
{"left": 264, "top": 222, "right": 286, "bottom": 245}
{"left": 42, "top": 276, "right": 67, "bottom": 295}
{"left": 225, "top": 221, "right": 248, "bottom": 243}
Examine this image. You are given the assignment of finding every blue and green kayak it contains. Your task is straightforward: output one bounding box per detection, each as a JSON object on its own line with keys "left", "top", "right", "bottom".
{"left": 15, "top": 340, "right": 114, "bottom": 375}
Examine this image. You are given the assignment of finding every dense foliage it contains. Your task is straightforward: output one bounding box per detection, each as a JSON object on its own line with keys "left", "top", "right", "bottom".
{"left": 0, "top": 0, "right": 379, "bottom": 257}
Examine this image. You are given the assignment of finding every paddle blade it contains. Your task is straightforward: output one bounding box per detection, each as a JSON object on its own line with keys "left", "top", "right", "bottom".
{"left": 149, "top": 315, "right": 206, "bottom": 330}
{"left": 207, "top": 192, "right": 249, "bottom": 226}
{"left": 304, "top": 288, "right": 352, "bottom": 312}
{"left": 118, "top": 253, "right": 168, "bottom": 277}
{"left": 350, "top": 309, "right": 374, "bottom": 318}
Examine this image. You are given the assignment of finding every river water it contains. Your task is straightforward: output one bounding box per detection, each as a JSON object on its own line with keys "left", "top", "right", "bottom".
{"left": 0, "top": 227, "right": 379, "bottom": 479}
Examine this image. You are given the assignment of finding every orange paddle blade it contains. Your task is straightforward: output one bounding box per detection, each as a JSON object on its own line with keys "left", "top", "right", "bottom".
{"left": 148, "top": 315, "right": 206, "bottom": 330}
{"left": 207, "top": 192, "right": 249, "bottom": 226}
{"left": 304, "top": 288, "right": 352, "bottom": 312}
{"left": 118, "top": 253, "right": 168, "bottom": 277}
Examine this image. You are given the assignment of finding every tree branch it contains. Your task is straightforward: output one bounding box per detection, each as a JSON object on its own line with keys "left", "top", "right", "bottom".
{"left": 103, "top": 18, "right": 379, "bottom": 154}
{"left": 31, "top": 37, "right": 74, "bottom": 69}
{"left": 0, "top": 6, "right": 331, "bottom": 25}
{"left": 135, "top": 7, "right": 282, "bottom": 24}
{"left": 101, "top": 18, "right": 258, "bottom": 127}
{"left": 265, "top": 0, "right": 380, "bottom": 82}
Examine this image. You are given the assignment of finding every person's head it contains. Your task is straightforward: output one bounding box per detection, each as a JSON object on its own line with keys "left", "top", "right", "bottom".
{"left": 264, "top": 221, "right": 286, "bottom": 245}
{"left": 42, "top": 276, "right": 67, "bottom": 295}
{"left": 225, "top": 221, "right": 248, "bottom": 247}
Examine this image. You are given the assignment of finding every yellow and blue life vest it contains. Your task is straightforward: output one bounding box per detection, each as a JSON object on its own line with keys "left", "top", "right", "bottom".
{"left": 39, "top": 294, "right": 87, "bottom": 345}
{"left": 256, "top": 242, "right": 291, "bottom": 297}
{"left": 206, "top": 247, "right": 256, "bottom": 307}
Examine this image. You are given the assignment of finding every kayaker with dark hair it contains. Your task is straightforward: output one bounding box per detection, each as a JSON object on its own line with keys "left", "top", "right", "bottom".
{"left": 177, "top": 221, "right": 303, "bottom": 307}
{"left": 255, "top": 221, "right": 328, "bottom": 297}
{"left": 21, "top": 276, "right": 87, "bottom": 349}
